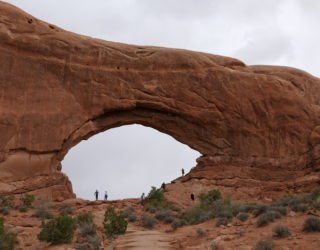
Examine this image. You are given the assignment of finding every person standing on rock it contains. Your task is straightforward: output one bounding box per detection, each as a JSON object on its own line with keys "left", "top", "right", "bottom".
{"left": 161, "top": 182, "right": 166, "bottom": 191}
{"left": 140, "top": 192, "right": 145, "bottom": 205}
{"left": 104, "top": 191, "right": 108, "bottom": 201}
{"left": 190, "top": 193, "right": 195, "bottom": 201}
{"left": 181, "top": 168, "right": 185, "bottom": 176}
{"left": 94, "top": 190, "right": 99, "bottom": 201}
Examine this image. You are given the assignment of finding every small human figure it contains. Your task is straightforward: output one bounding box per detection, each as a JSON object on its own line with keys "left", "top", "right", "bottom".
{"left": 104, "top": 191, "right": 108, "bottom": 201}
{"left": 190, "top": 193, "right": 195, "bottom": 201}
{"left": 181, "top": 168, "right": 185, "bottom": 176}
{"left": 140, "top": 192, "right": 145, "bottom": 205}
{"left": 161, "top": 182, "right": 166, "bottom": 191}
{"left": 94, "top": 190, "right": 99, "bottom": 201}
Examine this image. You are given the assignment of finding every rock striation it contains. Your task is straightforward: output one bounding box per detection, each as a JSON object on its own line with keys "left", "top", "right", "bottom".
{"left": 1, "top": 2, "right": 320, "bottom": 200}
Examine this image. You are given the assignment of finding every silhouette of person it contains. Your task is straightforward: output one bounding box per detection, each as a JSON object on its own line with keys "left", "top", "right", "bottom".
{"left": 104, "top": 191, "right": 108, "bottom": 201}
{"left": 182, "top": 168, "right": 185, "bottom": 176}
{"left": 190, "top": 193, "right": 195, "bottom": 201}
{"left": 161, "top": 182, "right": 166, "bottom": 191}
{"left": 140, "top": 192, "right": 145, "bottom": 205}
{"left": 94, "top": 190, "right": 99, "bottom": 201}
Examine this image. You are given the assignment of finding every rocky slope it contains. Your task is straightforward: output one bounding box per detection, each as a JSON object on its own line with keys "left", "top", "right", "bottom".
{"left": 1, "top": 1, "right": 320, "bottom": 200}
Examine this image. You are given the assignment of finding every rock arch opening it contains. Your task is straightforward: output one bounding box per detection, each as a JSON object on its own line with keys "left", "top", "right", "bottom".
{"left": 62, "top": 124, "right": 200, "bottom": 200}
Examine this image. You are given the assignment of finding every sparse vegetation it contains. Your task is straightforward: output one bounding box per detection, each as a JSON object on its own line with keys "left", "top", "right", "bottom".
{"left": 196, "top": 228, "right": 206, "bottom": 237}
{"left": 254, "top": 239, "right": 274, "bottom": 250}
{"left": 199, "top": 189, "right": 221, "bottom": 208}
{"left": 0, "top": 217, "right": 18, "bottom": 250}
{"left": 141, "top": 214, "right": 157, "bottom": 229}
{"left": 79, "top": 223, "right": 96, "bottom": 237}
{"left": 59, "top": 203, "right": 73, "bottom": 215}
{"left": 38, "top": 214, "right": 76, "bottom": 244}
{"left": 75, "top": 236, "right": 101, "bottom": 250}
{"left": 33, "top": 202, "right": 53, "bottom": 220}
{"left": 155, "top": 210, "right": 174, "bottom": 223}
{"left": 303, "top": 216, "right": 320, "bottom": 232}
{"left": 272, "top": 224, "right": 291, "bottom": 238}
{"left": 215, "top": 217, "right": 230, "bottom": 227}
{"left": 76, "top": 212, "right": 94, "bottom": 226}
{"left": 21, "top": 194, "right": 35, "bottom": 208}
{"left": 237, "top": 212, "right": 249, "bottom": 222}
{"left": 103, "top": 206, "right": 127, "bottom": 238}
{"left": 256, "top": 211, "right": 282, "bottom": 227}
{"left": 171, "top": 219, "right": 183, "bottom": 231}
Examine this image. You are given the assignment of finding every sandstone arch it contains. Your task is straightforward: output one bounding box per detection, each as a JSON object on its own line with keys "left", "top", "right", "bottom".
{"left": 1, "top": 2, "right": 320, "bottom": 200}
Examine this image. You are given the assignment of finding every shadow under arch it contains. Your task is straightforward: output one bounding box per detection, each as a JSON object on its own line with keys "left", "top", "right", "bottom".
{"left": 61, "top": 123, "right": 200, "bottom": 200}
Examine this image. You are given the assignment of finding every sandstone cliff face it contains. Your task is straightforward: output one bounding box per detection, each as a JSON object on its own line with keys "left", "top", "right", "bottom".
{"left": 0, "top": 2, "right": 320, "bottom": 199}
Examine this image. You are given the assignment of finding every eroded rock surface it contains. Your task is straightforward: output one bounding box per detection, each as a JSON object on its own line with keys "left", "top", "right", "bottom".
{"left": 1, "top": 2, "right": 320, "bottom": 199}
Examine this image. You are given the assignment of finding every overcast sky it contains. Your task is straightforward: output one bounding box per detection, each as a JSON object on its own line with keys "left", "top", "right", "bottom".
{"left": 4, "top": 0, "right": 320, "bottom": 200}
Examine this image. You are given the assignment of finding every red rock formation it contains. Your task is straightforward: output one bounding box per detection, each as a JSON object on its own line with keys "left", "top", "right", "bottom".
{"left": 0, "top": 2, "right": 320, "bottom": 200}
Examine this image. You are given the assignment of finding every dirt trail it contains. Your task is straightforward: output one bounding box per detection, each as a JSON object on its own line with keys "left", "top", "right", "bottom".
{"left": 110, "top": 225, "right": 174, "bottom": 250}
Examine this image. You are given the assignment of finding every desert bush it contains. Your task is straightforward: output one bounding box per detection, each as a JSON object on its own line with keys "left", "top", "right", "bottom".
{"left": 0, "top": 217, "right": 18, "bottom": 250}
{"left": 75, "top": 236, "right": 101, "bottom": 250}
{"left": 269, "top": 205, "right": 287, "bottom": 216}
{"left": 215, "top": 217, "right": 230, "bottom": 227}
{"left": 252, "top": 204, "right": 268, "bottom": 217}
{"left": 182, "top": 204, "right": 213, "bottom": 225}
{"left": 59, "top": 203, "right": 73, "bottom": 215}
{"left": 0, "top": 206, "right": 10, "bottom": 215}
{"left": 19, "top": 205, "right": 28, "bottom": 213}
{"left": 34, "top": 202, "right": 53, "bottom": 220}
{"left": 290, "top": 202, "right": 307, "bottom": 212}
{"left": 0, "top": 195, "right": 13, "bottom": 208}
{"left": 76, "top": 212, "right": 94, "bottom": 226}
{"left": 38, "top": 214, "right": 75, "bottom": 244}
{"left": 21, "top": 194, "right": 35, "bottom": 208}
{"left": 145, "top": 205, "right": 157, "bottom": 213}
{"left": 254, "top": 239, "right": 274, "bottom": 250}
{"left": 141, "top": 214, "right": 157, "bottom": 229}
{"left": 103, "top": 206, "right": 127, "bottom": 238}
{"left": 238, "top": 203, "right": 257, "bottom": 213}
{"left": 256, "top": 211, "right": 281, "bottom": 227}
{"left": 171, "top": 219, "right": 183, "bottom": 231}
{"left": 210, "top": 240, "right": 218, "bottom": 250}
{"left": 237, "top": 212, "right": 249, "bottom": 222}
{"left": 79, "top": 223, "right": 96, "bottom": 237}
{"left": 155, "top": 210, "right": 174, "bottom": 223}
{"left": 121, "top": 207, "right": 135, "bottom": 218}
{"left": 199, "top": 189, "right": 221, "bottom": 208}
{"left": 303, "top": 216, "right": 320, "bottom": 232}
{"left": 196, "top": 228, "right": 206, "bottom": 237}
{"left": 272, "top": 224, "right": 291, "bottom": 238}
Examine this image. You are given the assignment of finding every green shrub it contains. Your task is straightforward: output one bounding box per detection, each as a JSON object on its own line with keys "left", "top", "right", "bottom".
{"left": 155, "top": 210, "right": 174, "bottom": 223}
{"left": 141, "top": 214, "right": 157, "bottom": 229}
{"left": 252, "top": 204, "right": 268, "bottom": 217}
{"left": 0, "top": 217, "right": 18, "bottom": 250}
{"left": 237, "top": 212, "right": 249, "bottom": 222}
{"left": 303, "top": 216, "right": 320, "bottom": 232}
{"left": 59, "top": 203, "right": 73, "bottom": 215}
{"left": 146, "top": 187, "right": 164, "bottom": 205}
{"left": 196, "top": 228, "right": 206, "bottom": 237}
{"left": 182, "top": 205, "right": 213, "bottom": 225}
{"left": 256, "top": 211, "right": 281, "bottom": 227}
{"left": 254, "top": 239, "right": 274, "bottom": 250}
{"left": 103, "top": 206, "right": 127, "bottom": 238}
{"left": 38, "top": 214, "right": 75, "bottom": 244}
{"left": 272, "top": 224, "right": 291, "bottom": 238}
{"left": 21, "top": 194, "right": 35, "bottom": 208}
{"left": 269, "top": 205, "right": 287, "bottom": 216}
{"left": 238, "top": 203, "right": 257, "bottom": 213}
{"left": 76, "top": 212, "right": 94, "bottom": 226}
{"left": 215, "top": 217, "right": 230, "bottom": 227}
{"left": 199, "top": 189, "right": 221, "bottom": 208}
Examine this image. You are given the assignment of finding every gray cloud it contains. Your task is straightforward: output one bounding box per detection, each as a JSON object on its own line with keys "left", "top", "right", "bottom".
{"left": 3, "top": 0, "right": 320, "bottom": 199}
